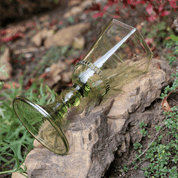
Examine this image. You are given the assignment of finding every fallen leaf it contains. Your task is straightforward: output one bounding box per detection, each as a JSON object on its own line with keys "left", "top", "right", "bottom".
{"left": 115, "top": 36, "right": 121, "bottom": 42}
{"left": 157, "top": 62, "right": 161, "bottom": 69}
{"left": 165, "top": 36, "right": 171, "bottom": 40}
{"left": 161, "top": 96, "right": 171, "bottom": 112}
{"left": 1, "top": 32, "right": 24, "bottom": 42}
{"left": 161, "top": 89, "right": 178, "bottom": 112}
{"left": 0, "top": 24, "right": 26, "bottom": 42}
{"left": 93, "top": 11, "right": 105, "bottom": 18}
{"left": 25, "top": 78, "right": 34, "bottom": 90}
{"left": 136, "top": 24, "right": 142, "bottom": 31}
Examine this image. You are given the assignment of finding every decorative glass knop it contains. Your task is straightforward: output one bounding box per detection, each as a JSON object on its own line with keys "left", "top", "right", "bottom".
{"left": 13, "top": 19, "right": 153, "bottom": 155}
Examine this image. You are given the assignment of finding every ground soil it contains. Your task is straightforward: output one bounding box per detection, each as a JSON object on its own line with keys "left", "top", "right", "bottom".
{"left": 103, "top": 92, "right": 178, "bottom": 178}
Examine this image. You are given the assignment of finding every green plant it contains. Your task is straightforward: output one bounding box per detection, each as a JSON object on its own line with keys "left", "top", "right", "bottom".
{"left": 0, "top": 65, "right": 6, "bottom": 89}
{"left": 142, "top": 20, "right": 175, "bottom": 47}
{"left": 33, "top": 46, "right": 62, "bottom": 76}
{"left": 0, "top": 44, "right": 6, "bottom": 53}
{"left": 138, "top": 43, "right": 178, "bottom": 177}
{"left": 67, "top": 16, "right": 75, "bottom": 24}
{"left": 123, "top": 164, "right": 129, "bottom": 173}
{"left": 0, "top": 65, "right": 8, "bottom": 78}
{"left": 140, "top": 128, "right": 148, "bottom": 137}
{"left": 0, "top": 74, "right": 56, "bottom": 176}
{"left": 118, "top": 40, "right": 178, "bottom": 177}
{"left": 166, "top": 41, "right": 178, "bottom": 67}
{"left": 133, "top": 142, "right": 142, "bottom": 150}
{"left": 139, "top": 121, "right": 147, "bottom": 128}
{"left": 30, "top": 45, "right": 78, "bottom": 78}
{"left": 139, "top": 121, "right": 148, "bottom": 137}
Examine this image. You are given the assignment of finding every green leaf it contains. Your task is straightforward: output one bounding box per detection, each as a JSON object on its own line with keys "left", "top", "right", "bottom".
{"left": 170, "top": 35, "right": 178, "bottom": 42}
{"left": 67, "top": 16, "right": 75, "bottom": 24}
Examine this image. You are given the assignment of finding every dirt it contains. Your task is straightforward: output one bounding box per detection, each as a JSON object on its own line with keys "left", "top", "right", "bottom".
{"left": 0, "top": 1, "right": 177, "bottom": 178}
{"left": 0, "top": 0, "right": 67, "bottom": 27}
{"left": 102, "top": 91, "right": 178, "bottom": 178}
{"left": 103, "top": 99, "right": 165, "bottom": 178}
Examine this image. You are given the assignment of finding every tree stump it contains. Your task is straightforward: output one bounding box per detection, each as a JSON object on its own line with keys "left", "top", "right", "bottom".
{"left": 15, "top": 59, "right": 173, "bottom": 178}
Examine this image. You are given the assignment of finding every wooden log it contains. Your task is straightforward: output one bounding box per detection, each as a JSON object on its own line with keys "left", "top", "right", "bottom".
{"left": 14, "top": 59, "right": 172, "bottom": 178}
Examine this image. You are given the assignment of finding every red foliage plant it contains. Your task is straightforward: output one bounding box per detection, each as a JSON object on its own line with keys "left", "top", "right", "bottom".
{"left": 86, "top": 0, "right": 178, "bottom": 21}
{"left": 1, "top": 32, "right": 24, "bottom": 42}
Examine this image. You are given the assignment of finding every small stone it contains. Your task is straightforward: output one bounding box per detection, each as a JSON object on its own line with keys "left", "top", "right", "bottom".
{"left": 43, "top": 60, "right": 66, "bottom": 87}
{"left": 61, "top": 71, "right": 73, "bottom": 83}
{"left": 68, "top": 0, "right": 81, "bottom": 6}
{"left": 64, "top": 6, "right": 83, "bottom": 18}
{"left": 117, "top": 150, "right": 122, "bottom": 157}
{"left": 130, "top": 170, "right": 145, "bottom": 178}
{"left": 31, "top": 28, "right": 53, "bottom": 46}
{"left": 50, "top": 61, "right": 66, "bottom": 76}
{"left": 64, "top": 0, "right": 93, "bottom": 18}
{"left": 43, "top": 21, "right": 50, "bottom": 27}
{"left": 120, "top": 140, "right": 126, "bottom": 152}
{"left": 44, "top": 23, "right": 90, "bottom": 48}
{"left": 140, "top": 161, "right": 150, "bottom": 169}
{"left": 31, "top": 31, "right": 42, "bottom": 46}
{"left": 72, "top": 36, "right": 85, "bottom": 49}
{"left": 125, "top": 132, "right": 130, "bottom": 147}
{"left": 24, "top": 53, "right": 33, "bottom": 58}
{"left": 80, "top": 0, "right": 93, "bottom": 8}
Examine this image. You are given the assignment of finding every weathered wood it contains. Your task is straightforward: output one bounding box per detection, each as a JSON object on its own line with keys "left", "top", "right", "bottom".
{"left": 13, "top": 59, "right": 172, "bottom": 178}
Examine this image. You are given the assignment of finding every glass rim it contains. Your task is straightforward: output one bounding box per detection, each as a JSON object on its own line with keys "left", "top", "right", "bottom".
{"left": 112, "top": 19, "right": 135, "bottom": 30}
{"left": 13, "top": 96, "right": 69, "bottom": 155}
{"left": 82, "top": 19, "right": 137, "bottom": 61}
